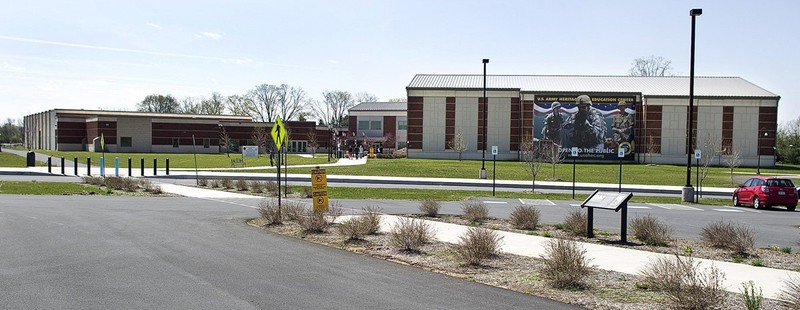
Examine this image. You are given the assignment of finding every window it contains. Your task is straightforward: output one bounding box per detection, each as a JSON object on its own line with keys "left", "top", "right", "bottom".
{"left": 203, "top": 138, "right": 210, "bottom": 148}
{"left": 358, "top": 121, "right": 370, "bottom": 130}
{"left": 398, "top": 120, "right": 408, "bottom": 130}
{"left": 172, "top": 138, "right": 179, "bottom": 148}
{"left": 370, "top": 121, "right": 381, "bottom": 130}
{"left": 120, "top": 137, "right": 132, "bottom": 147}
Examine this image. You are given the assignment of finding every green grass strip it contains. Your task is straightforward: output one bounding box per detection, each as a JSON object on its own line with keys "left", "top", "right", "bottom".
{"left": 0, "top": 181, "right": 114, "bottom": 195}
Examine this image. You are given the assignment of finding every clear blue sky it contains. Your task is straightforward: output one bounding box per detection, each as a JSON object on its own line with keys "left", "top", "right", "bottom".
{"left": 1, "top": 0, "right": 797, "bottom": 124}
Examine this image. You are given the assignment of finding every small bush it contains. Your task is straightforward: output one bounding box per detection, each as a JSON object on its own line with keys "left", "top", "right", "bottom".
{"left": 740, "top": 281, "right": 763, "bottom": 310}
{"left": 419, "top": 200, "right": 442, "bottom": 217}
{"left": 258, "top": 199, "right": 282, "bottom": 225}
{"left": 780, "top": 275, "right": 800, "bottom": 309}
{"left": 388, "top": 217, "right": 434, "bottom": 252}
{"left": 303, "top": 186, "right": 313, "bottom": 198}
{"left": 138, "top": 179, "right": 162, "bottom": 194}
{"left": 461, "top": 199, "right": 489, "bottom": 224}
{"left": 540, "top": 238, "right": 592, "bottom": 289}
{"left": 639, "top": 255, "right": 726, "bottom": 310}
{"left": 327, "top": 201, "right": 344, "bottom": 224}
{"left": 337, "top": 217, "right": 370, "bottom": 241}
{"left": 630, "top": 215, "right": 673, "bottom": 246}
{"left": 700, "top": 220, "right": 755, "bottom": 255}
{"left": 198, "top": 177, "right": 208, "bottom": 187}
{"left": 455, "top": 227, "right": 503, "bottom": 266}
{"left": 360, "top": 206, "right": 382, "bottom": 235}
{"left": 249, "top": 180, "right": 264, "bottom": 193}
{"left": 297, "top": 209, "right": 328, "bottom": 233}
{"left": 210, "top": 179, "right": 221, "bottom": 188}
{"left": 782, "top": 247, "right": 793, "bottom": 254}
{"left": 235, "top": 179, "right": 248, "bottom": 191}
{"left": 220, "top": 177, "right": 233, "bottom": 189}
{"left": 562, "top": 209, "right": 588, "bottom": 236}
{"left": 265, "top": 181, "right": 279, "bottom": 194}
{"left": 104, "top": 176, "right": 124, "bottom": 190}
{"left": 282, "top": 201, "right": 306, "bottom": 221}
{"left": 82, "top": 176, "right": 105, "bottom": 186}
{"left": 510, "top": 205, "right": 541, "bottom": 230}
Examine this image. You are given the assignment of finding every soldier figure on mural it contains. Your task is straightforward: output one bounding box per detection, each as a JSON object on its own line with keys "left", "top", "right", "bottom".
{"left": 541, "top": 101, "right": 565, "bottom": 145}
{"left": 567, "top": 95, "right": 606, "bottom": 149}
{"left": 611, "top": 100, "right": 633, "bottom": 148}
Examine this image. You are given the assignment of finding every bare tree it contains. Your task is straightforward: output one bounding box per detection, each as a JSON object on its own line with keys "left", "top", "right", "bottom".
{"left": 646, "top": 134, "right": 659, "bottom": 165}
{"left": 698, "top": 133, "right": 721, "bottom": 197}
{"left": 251, "top": 124, "right": 269, "bottom": 157}
{"left": 249, "top": 84, "right": 280, "bottom": 122}
{"left": 354, "top": 92, "right": 379, "bottom": 103}
{"left": 311, "top": 90, "right": 354, "bottom": 127}
{"left": 447, "top": 128, "right": 468, "bottom": 161}
{"left": 200, "top": 92, "right": 226, "bottom": 115}
{"left": 180, "top": 96, "right": 202, "bottom": 114}
{"left": 520, "top": 135, "right": 545, "bottom": 192}
{"left": 307, "top": 129, "right": 318, "bottom": 157}
{"left": 725, "top": 149, "right": 742, "bottom": 186}
{"left": 543, "top": 142, "right": 565, "bottom": 180}
{"left": 383, "top": 133, "right": 396, "bottom": 154}
{"left": 226, "top": 94, "right": 252, "bottom": 116}
{"left": 387, "top": 97, "right": 406, "bottom": 103}
{"left": 276, "top": 84, "right": 307, "bottom": 121}
{"left": 137, "top": 94, "right": 179, "bottom": 113}
{"left": 629, "top": 55, "right": 675, "bottom": 77}
{"left": 219, "top": 126, "right": 233, "bottom": 157}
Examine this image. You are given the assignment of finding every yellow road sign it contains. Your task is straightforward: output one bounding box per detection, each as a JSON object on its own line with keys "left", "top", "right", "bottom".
{"left": 270, "top": 116, "right": 287, "bottom": 149}
{"left": 311, "top": 168, "right": 328, "bottom": 213}
{"left": 100, "top": 133, "right": 105, "bottom": 150}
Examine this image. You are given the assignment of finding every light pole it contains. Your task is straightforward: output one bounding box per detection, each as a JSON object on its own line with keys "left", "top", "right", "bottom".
{"left": 758, "top": 129, "right": 767, "bottom": 174}
{"left": 480, "top": 58, "right": 489, "bottom": 179}
{"left": 683, "top": 8, "right": 702, "bottom": 202}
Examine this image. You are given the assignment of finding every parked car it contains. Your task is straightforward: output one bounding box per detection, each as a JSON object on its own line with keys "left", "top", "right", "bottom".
{"left": 733, "top": 176, "right": 797, "bottom": 211}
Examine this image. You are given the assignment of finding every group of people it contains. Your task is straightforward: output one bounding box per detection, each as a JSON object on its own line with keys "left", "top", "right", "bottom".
{"left": 541, "top": 95, "right": 632, "bottom": 149}
{"left": 346, "top": 144, "right": 365, "bottom": 159}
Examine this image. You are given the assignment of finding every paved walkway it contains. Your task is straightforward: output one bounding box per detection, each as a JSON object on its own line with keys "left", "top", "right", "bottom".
{"left": 154, "top": 182, "right": 794, "bottom": 301}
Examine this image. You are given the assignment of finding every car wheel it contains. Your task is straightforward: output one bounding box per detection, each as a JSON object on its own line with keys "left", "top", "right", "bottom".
{"left": 753, "top": 196, "right": 761, "bottom": 209}
{"left": 733, "top": 195, "right": 740, "bottom": 207}
{"left": 788, "top": 205, "right": 797, "bottom": 212}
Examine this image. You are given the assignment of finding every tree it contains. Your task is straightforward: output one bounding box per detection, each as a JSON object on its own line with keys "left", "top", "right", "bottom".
{"left": 354, "top": 92, "right": 379, "bottom": 103}
{"left": 777, "top": 116, "right": 800, "bottom": 164}
{"left": 311, "top": 90, "right": 354, "bottom": 127}
{"left": 226, "top": 94, "right": 252, "bottom": 116}
{"left": 697, "top": 133, "right": 721, "bottom": 198}
{"left": 137, "top": 94, "right": 179, "bottom": 113}
{"left": 251, "top": 124, "right": 269, "bottom": 157}
{"left": 646, "top": 134, "right": 659, "bottom": 164}
{"left": 276, "top": 84, "right": 306, "bottom": 121}
{"left": 249, "top": 84, "right": 280, "bottom": 122}
{"left": 219, "top": 126, "right": 233, "bottom": 157}
{"left": 383, "top": 133, "right": 396, "bottom": 154}
{"left": 387, "top": 97, "right": 406, "bottom": 103}
{"left": 0, "top": 118, "right": 23, "bottom": 143}
{"left": 200, "top": 92, "right": 226, "bottom": 115}
{"left": 180, "top": 96, "right": 202, "bottom": 114}
{"left": 543, "top": 142, "right": 565, "bottom": 180}
{"left": 447, "top": 128, "right": 468, "bottom": 161}
{"left": 307, "top": 129, "right": 318, "bottom": 157}
{"left": 724, "top": 149, "right": 742, "bottom": 186}
{"left": 628, "top": 55, "right": 675, "bottom": 77}
{"left": 520, "top": 134, "right": 545, "bottom": 192}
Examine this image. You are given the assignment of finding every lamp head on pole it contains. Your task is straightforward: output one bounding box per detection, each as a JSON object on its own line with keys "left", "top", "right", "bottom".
{"left": 482, "top": 59, "right": 489, "bottom": 64}
{"left": 690, "top": 8, "right": 703, "bottom": 16}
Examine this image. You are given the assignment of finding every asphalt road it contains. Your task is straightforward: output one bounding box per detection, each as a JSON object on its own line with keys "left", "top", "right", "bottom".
{"left": 0, "top": 195, "right": 581, "bottom": 310}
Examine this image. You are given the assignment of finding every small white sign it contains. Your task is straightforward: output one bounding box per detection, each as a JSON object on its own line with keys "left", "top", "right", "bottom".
{"left": 571, "top": 147, "right": 579, "bottom": 157}
{"left": 242, "top": 146, "right": 259, "bottom": 158}
{"left": 618, "top": 148, "right": 625, "bottom": 158}
{"left": 694, "top": 149, "right": 702, "bottom": 159}
{"left": 491, "top": 146, "right": 498, "bottom": 155}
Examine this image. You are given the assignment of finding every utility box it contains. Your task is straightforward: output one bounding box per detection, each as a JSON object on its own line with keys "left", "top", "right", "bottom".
{"left": 26, "top": 151, "right": 35, "bottom": 167}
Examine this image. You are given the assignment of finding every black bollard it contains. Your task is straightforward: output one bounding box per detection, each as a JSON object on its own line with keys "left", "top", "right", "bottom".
{"left": 87, "top": 158, "right": 91, "bottom": 176}
{"left": 166, "top": 158, "right": 169, "bottom": 175}
{"left": 73, "top": 157, "right": 78, "bottom": 175}
{"left": 61, "top": 157, "right": 65, "bottom": 174}
{"left": 153, "top": 158, "right": 157, "bottom": 176}
{"left": 47, "top": 157, "right": 52, "bottom": 173}
{"left": 140, "top": 158, "right": 144, "bottom": 176}
{"left": 128, "top": 158, "right": 132, "bottom": 176}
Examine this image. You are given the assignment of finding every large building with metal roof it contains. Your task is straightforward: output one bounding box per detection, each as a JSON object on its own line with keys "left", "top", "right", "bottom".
{"left": 405, "top": 74, "right": 780, "bottom": 166}
{"left": 348, "top": 102, "right": 408, "bottom": 152}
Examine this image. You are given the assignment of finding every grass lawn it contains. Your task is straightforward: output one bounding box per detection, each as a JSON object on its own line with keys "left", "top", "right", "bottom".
{"left": 0, "top": 152, "right": 27, "bottom": 167}
{"left": 0, "top": 181, "right": 113, "bottom": 195}
{"left": 274, "top": 158, "right": 800, "bottom": 188}
{"left": 34, "top": 150, "right": 330, "bottom": 169}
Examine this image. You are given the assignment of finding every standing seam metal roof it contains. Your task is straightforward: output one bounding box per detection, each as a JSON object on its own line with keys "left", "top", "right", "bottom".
{"left": 406, "top": 74, "right": 778, "bottom": 98}
{"left": 350, "top": 102, "right": 408, "bottom": 111}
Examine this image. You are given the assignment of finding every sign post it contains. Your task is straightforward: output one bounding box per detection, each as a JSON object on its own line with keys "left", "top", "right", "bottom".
{"left": 694, "top": 149, "right": 702, "bottom": 202}
{"left": 571, "top": 147, "right": 578, "bottom": 199}
{"left": 618, "top": 147, "right": 625, "bottom": 192}
{"left": 491, "top": 146, "right": 498, "bottom": 196}
{"left": 271, "top": 116, "right": 287, "bottom": 208}
{"left": 311, "top": 167, "right": 329, "bottom": 213}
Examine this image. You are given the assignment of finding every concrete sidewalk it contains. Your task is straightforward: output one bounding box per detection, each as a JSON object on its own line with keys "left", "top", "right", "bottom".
{"left": 155, "top": 182, "right": 793, "bottom": 301}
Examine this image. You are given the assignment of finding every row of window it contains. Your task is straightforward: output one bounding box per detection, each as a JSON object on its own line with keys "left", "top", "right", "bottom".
{"left": 357, "top": 120, "right": 408, "bottom": 131}
{"left": 118, "top": 137, "right": 211, "bottom": 148}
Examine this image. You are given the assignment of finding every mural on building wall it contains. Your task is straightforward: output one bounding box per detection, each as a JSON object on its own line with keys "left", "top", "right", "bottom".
{"left": 534, "top": 94, "right": 637, "bottom": 160}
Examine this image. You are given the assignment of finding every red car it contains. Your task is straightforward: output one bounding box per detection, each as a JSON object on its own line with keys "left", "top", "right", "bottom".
{"left": 733, "top": 177, "right": 797, "bottom": 211}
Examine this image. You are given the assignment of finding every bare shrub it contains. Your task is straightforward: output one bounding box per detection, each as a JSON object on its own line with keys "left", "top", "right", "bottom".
{"left": 249, "top": 180, "right": 264, "bottom": 193}
{"left": 630, "top": 215, "right": 673, "bottom": 246}
{"left": 700, "top": 220, "right": 755, "bottom": 255}
{"left": 303, "top": 186, "right": 313, "bottom": 198}
{"left": 461, "top": 199, "right": 489, "bottom": 224}
{"left": 510, "top": 205, "right": 541, "bottom": 230}
{"left": 138, "top": 179, "right": 162, "bottom": 194}
{"left": 540, "top": 238, "right": 592, "bottom": 289}
{"left": 780, "top": 275, "right": 800, "bottom": 309}
{"left": 419, "top": 200, "right": 442, "bottom": 217}
{"left": 265, "top": 181, "right": 279, "bottom": 194}
{"left": 297, "top": 209, "right": 328, "bottom": 233}
{"left": 455, "top": 227, "right": 503, "bottom": 266}
{"left": 361, "top": 206, "right": 382, "bottom": 235}
{"left": 388, "top": 217, "right": 434, "bottom": 252}
{"left": 235, "top": 179, "right": 248, "bottom": 191}
{"left": 221, "top": 177, "right": 233, "bottom": 189}
{"left": 562, "top": 209, "right": 588, "bottom": 236}
{"left": 104, "top": 176, "right": 125, "bottom": 190}
{"left": 81, "top": 176, "right": 105, "bottom": 186}
{"left": 337, "top": 217, "right": 369, "bottom": 241}
{"left": 210, "top": 179, "right": 220, "bottom": 188}
{"left": 258, "top": 199, "right": 282, "bottom": 225}
{"left": 198, "top": 177, "right": 208, "bottom": 187}
{"left": 327, "top": 201, "right": 344, "bottom": 224}
{"left": 639, "top": 255, "right": 726, "bottom": 310}
{"left": 282, "top": 201, "right": 306, "bottom": 221}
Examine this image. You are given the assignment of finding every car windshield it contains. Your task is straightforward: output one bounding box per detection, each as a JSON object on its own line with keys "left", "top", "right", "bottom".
{"left": 766, "top": 179, "right": 794, "bottom": 187}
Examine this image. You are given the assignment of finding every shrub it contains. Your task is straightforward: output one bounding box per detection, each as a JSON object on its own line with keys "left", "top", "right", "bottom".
{"left": 303, "top": 186, "right": 313, "bottom": 198}
{"left": 198, "top": 177, "right": 208, "bottom": 187}
{"left": 361, "top": 206, "right": 382, "bottom": 235}
{"left": 461, "top": 199, "right": 489, "bottom": 224}
{"left": 700, "top": 220, "right": 755, "bottom": 255}
{"left": 388, "top": 217, "right": 434, "bottom": 252}
{"left": 327, "top": 201, "right": 344, "bottom": 224}
{"left": 780, "top": 276, "right": 800, "bottom": 309}
{"left": 740, "top": 281, "right": 763, "bottom": 310}
{"left": 138, "top": 179, "right": 161, "bottom": 194}
{"left": 265, "top": 181, "right": 279, "bottom": 194}
{"left": 235, "top": 179, "right": 248, "bottom": 191}
{"left": 510, "top": 205, "right": 541, "bottom": 230}
{"left": 562, "top": 209, "right": 588, "bottom": 236}
{"left": 258, "top": 199, "right": 282, "bottom": 225}
{"left": 630, "top": 215, "right": 673, "bottom": 246}
{"left": 282, "top": 200, "right": 306, "bottom": 221}
{"left": 419, "top": 200, "right": 442, "bottom": 217}
{"left": 297, "top": 209, "right": 328, "bottom": 233}
{"left": 103, "top": 176, "right": 124, "bottom": 190}
{"left": 540, "top": 238, "right": 592, "bottom": 289}
{"left": 221, "top": 177, "right": 233, "bottom": 189}
{"left": 82, "top": 176, "right": 105, "bottom": 186}
{"left": 249, "top": 180, "right": 264, "bottom": 193}
{"left": 639, "top": 255, "right": 726, "bottom": 310}
{"left": 455, "top": 227, "right": 503, "bottom": 266}
{"left": 210, "top": 179, "right": 220, "bottom": 188}
{"left": 337, "top": 217, "right": 369, "bottom": 241}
